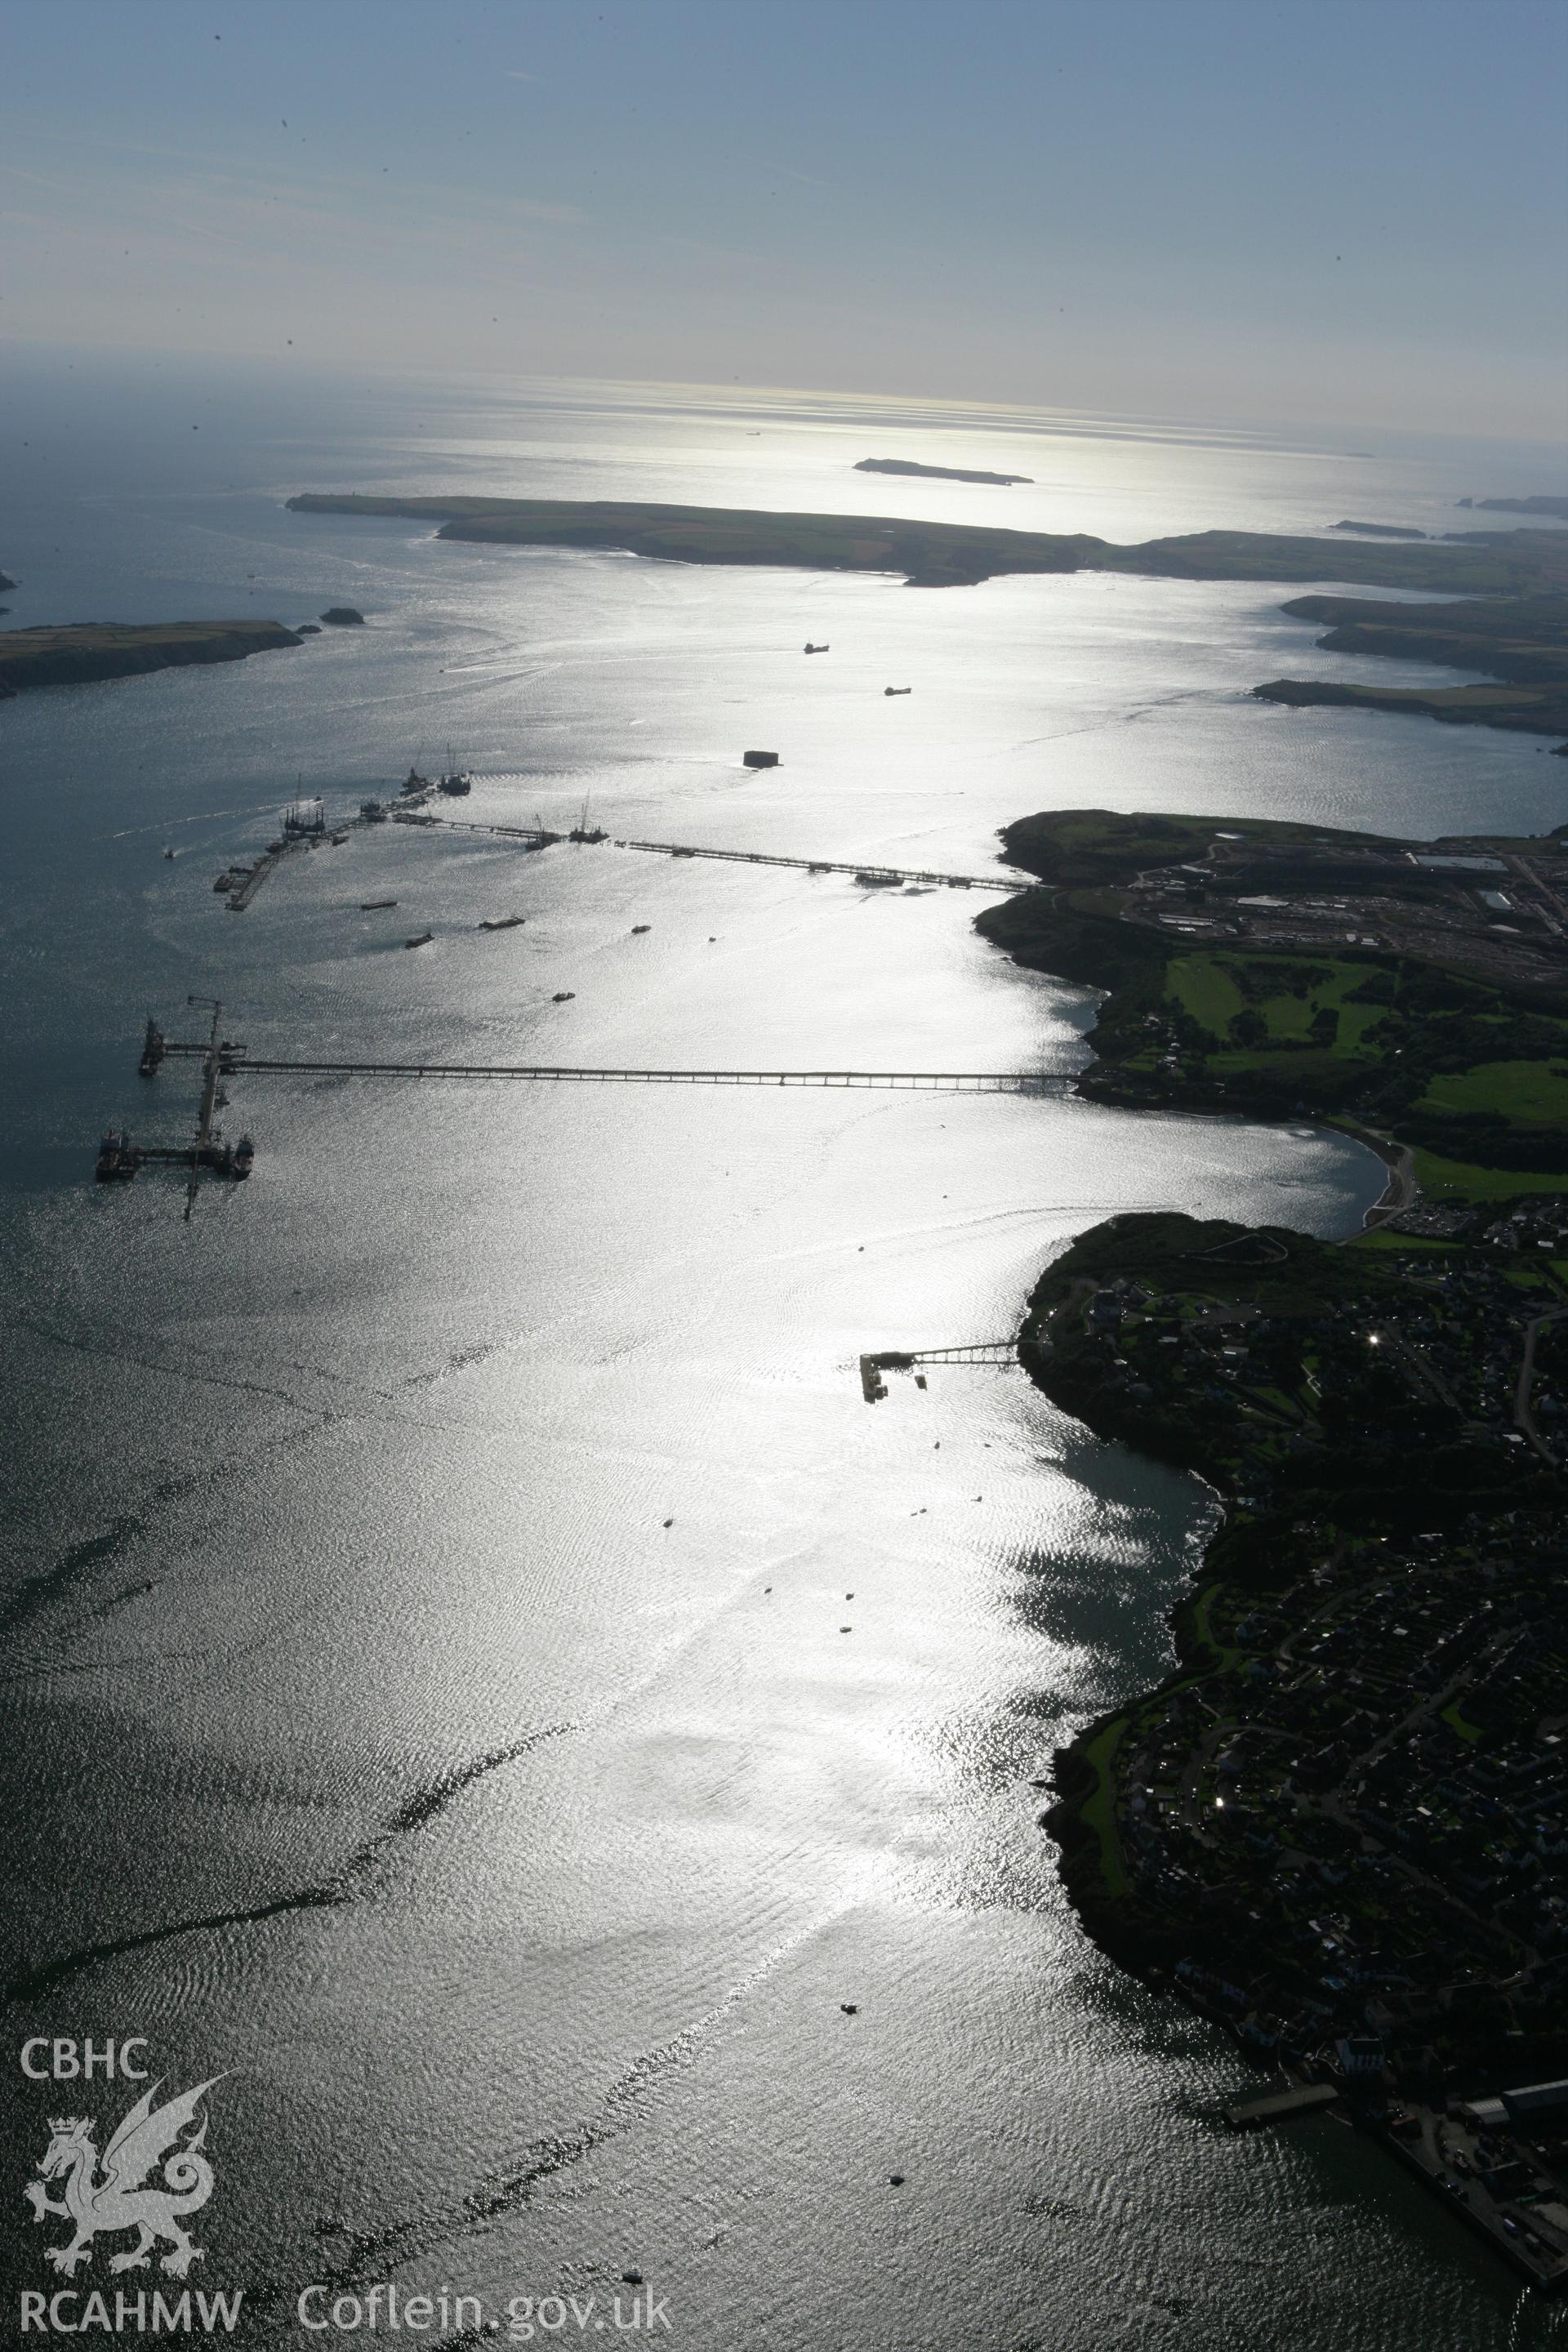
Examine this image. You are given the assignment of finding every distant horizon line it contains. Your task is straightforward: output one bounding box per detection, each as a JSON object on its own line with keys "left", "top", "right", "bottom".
{"left": 6, "top": 336, "right": 1568, "bottom": 463}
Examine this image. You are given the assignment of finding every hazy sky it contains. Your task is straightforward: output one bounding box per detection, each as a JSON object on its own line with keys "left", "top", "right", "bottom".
{"left": 4, "top": 0, "right": 1564, "bottom": 440}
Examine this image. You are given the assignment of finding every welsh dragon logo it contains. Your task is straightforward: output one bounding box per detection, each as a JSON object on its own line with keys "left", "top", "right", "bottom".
{"left": 24, "top": 2078, "right": 219, "bottom": 2278}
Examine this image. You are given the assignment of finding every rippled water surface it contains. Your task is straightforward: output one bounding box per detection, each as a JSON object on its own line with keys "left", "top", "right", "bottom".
{"left": 4, "top": 363, "right": 1566, "bottom": 2347}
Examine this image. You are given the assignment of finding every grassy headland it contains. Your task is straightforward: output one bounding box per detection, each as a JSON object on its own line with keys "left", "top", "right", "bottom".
{"left": 1254, "top": 675, "right": 1568, "bottom": 741}
{"left": 0, "top": 621, "right": 303, "bottom": 699}
{"left": 287, "top": 492, "right": 1568, "bottom": 596}
{"left": 979, "top": 808, "right": 1568, "bottom": 1191}
{"left": 1255, "top": 588, "right": 1568, "bottom": 743}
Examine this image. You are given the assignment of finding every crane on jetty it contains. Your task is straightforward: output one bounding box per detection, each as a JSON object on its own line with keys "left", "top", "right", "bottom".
{"left": 95, "top": 1000, "right": 255, "bottom": 1216}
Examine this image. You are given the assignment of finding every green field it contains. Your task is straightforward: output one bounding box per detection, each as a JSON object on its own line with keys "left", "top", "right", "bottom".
{"left": 1412, "top": 1149, "right": 1568, "bottom": 1200}
{"left": 1419, "top": 1058, "right": 1568, "bottom": 1125}
{"left": 1167, "top": 951, "right": 1384, "bottom": 1069}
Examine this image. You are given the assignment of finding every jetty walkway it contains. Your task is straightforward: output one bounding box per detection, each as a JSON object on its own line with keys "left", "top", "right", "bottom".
{"left": 212, "top": 1056, "right": 1067, "bottom": 1093}
{"left": 430, "top": 817, "right": 1039, "bottom": 895}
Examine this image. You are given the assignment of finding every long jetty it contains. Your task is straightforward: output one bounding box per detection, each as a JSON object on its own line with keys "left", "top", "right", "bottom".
{"left": 430, "top": 817, "right": 1040, "bottom": 894}
{"left": 114, "top": 1018, "right": 1069, "bottom": 1207}
{"left": 615, "top": 836, "right": 1036, "bottom": 892}
{"left": 212, "top": 1055, "right": 1064, "bottom": 1092}
{"left": 209, "top": 800, "right": 1046, "bottom": 906}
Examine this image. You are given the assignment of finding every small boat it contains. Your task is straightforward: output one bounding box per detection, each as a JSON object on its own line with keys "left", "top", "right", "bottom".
{"left": 479, "top": 915, "right": 525, "bottom": 931}
{"left": 884, "top": 686, "right": 912, "bottom": 696}
{"left": 163, "top": 847, "right": 175, "bottom": 860}
{"left": 804, "top": 643, "right": 829, "bottom": 654}
{"left": 439, "top": 772, "right": 471, "bottom": 796}
{"left": 214, "top": 874, "right": 236, "bottom": 893}
{"left": 551, "top": 990, "right": 575, "bottom": 1003}
{"left": 361, "top": 898, "right": 399, "bottom": 911}
{"left": 630, "top": 924, "right": 651, "bottom": 934}
{"left": 402, "top": 767, "right": 431, "bottom": 794}
{"left": 404, "top": 931, "right": 434, "bottom": 949}
{"left": 330, "top": 831, "right": 349, "bottom": 845}
{"left": 360, "top": 799, "right": 386, "bottom": 822}
{"left": 854, "top": 871, "right": 901, "bottom": 889}
{"left": 232, "top": 1134, "right": 255, "bottom": 1178}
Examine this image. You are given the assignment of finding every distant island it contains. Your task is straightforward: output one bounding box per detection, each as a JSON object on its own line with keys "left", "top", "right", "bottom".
{"left": 287, "top": 494, "right": 1568, "bottom": 747}
{"left": 0, "top": 621, "right": 303, "bottom": 701}
{"left": 974, "top": 807, "right": 1568, "bottom": 2284}
{"left": 1330, "top": 520, "right": 1427, "bottom": 539}
{"left": 1459, "top": 496, "right": 1568, "bottom": 521}
{"left": 854, "top": 457, "right": 1033, "bottom": 486}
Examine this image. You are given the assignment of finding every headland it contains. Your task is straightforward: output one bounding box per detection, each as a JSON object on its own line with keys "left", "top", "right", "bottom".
{"left": 979, "top": 807, "right": 1568, "bottom": 2285}
{"left": 0, "top": 620, "right": 303, "bottom": 700}
{"left": 1460, "top": 496, "right": 1568, "bottom": 522}
{"left": 1254, "top": 588, "right": 1568, "bottom": 743}
{"left": 287, "top": 492, "right": 1568, "bottom": 595}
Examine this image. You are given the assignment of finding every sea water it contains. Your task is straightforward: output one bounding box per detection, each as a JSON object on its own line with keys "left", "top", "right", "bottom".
{"left": 2, "top": 356, "right": 1566, "bottom": 2348}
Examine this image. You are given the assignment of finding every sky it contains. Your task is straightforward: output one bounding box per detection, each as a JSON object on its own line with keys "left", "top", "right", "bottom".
{"left": 2, "top": 0, "right": 1565, "bottom": 441}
